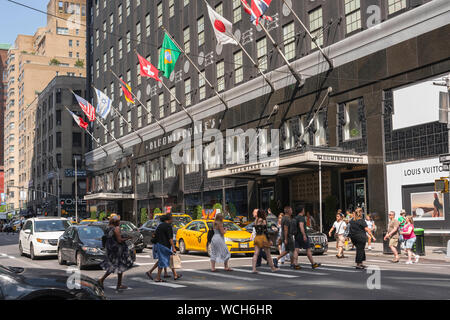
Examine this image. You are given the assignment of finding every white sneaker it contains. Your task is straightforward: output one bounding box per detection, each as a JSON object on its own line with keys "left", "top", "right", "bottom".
{"left": 405, "top": 261, "right": 413, "bottom": 265}
{"left": 368, "top": 246, "right": 372, "bottom": 250}
{"left": 414, "top": 255, "right": 420, "bottom": 264}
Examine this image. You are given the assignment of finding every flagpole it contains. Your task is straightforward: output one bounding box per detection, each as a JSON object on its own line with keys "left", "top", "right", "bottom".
{"left": 279, "top": 0, "right": 333, "bottom": 69}
{"left": 201, "top": 0, "right": 274, "bottom": 93}
{"left": 64, "top": 106, "right": 109, "bottom": 156}
{"left": 258, "top": 22, "right": 303, "bottom": 87}
{"left": 161, "top": 26, "right": 229, "bottom": 111}
{"left": 91, "top": 85, "right": 144, "bottom": 143}
{"left": 109, "top": 69, "right": 167, "bottom": 136}
{"left": 134, "top": 49, "right": 195, "bottom": 124}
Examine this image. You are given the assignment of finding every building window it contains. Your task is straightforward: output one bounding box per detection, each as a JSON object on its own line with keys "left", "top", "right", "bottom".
{"left": 137, "top": 63, "right": 141, "bottom": 85}
{"left": 137, "top": 105, "right": 143, "bottom": 127}
{"left": 126, "top": 0, "right": 130, "bottom": 16}
{"left": 110, "top": 47, "right": 114, "bottom": 66}
{"left": 388, "top": 0, "right": 406, "bottom": 15}
{"left": 184, "top": 0, "right": 189, "bottom": 6}
{"left": 119, "top": 116, "right": 124, "bottom": 136}
{"left": 110, "top": 120, "right": 115, "bottom": 139}
{"left": 103, "top": 52, "right": 107, "bottom": 72}
{"left": 184, "top": 79, "right": 191, "bottom": 107}
{"left": 169, "top": 0, "right": 175, "bottom": 18}
{"left": 136, "top": 22, "right": 141, "bottom": 40}
{"left": 344, "top": 0, "right": 361, "bottom": 34}
{"left": 157, "top": 2, "right": 163, "bottom": 27}
{"left": 164, "top": 156, "right": 176, "bottom": 178}
{"left": 118, "top": 38, "right": 123, "bottom": 59}
{"left": 314, "top": 112, "right": 327, "bottom": 146}
{"left": 150, "top": 160, "right": 160, "bottom": 181}
{"left": 215, "top": 2, "right": 223, "bottom": 16}
{"left": 343, "top": 99, "right": 362, "bottom": 140}
{"left": 257, "top": 38, "right": 267, "bottom": 72}
{"left": 145, "top": 13, "right": 151, "bottom": 37}
{"left": 137, "top": 163, "right": 147, "bottom": 184}
{"left": 309, "top": 7, "right": 323, "bottom": 49}
{"left": 233, "top": 0, "right": 241, "bottom": 23}
{"left": 109, "top": 13, "right": 114, "bottom": 33}
{"left": 170, "top": 87, "right": 176, "bottom": 113}
{"left": 216, "top": 61, "right": 225, "bottom": 92}
{"left": 159, "top": 93, "right": 164, "bottom": 118}
{"left": 126, "top": 31, "right": 131, "bottom": 52}
{"left": 183, "top": 27, "right": 190, "bottom": 55}
{"left": 204, "top": 143, "right": 220, "bottom": 170}
{"left": 283, "top": 22, "right": 296, "bottom": 60}
{"left": 72, "top": 133, "right": 82, "bottom": 147}
{"left": 118, "top": 4, "right": 122, "bottom": 24}
{"left": 146, "top": 100, "right": 152, "bottom": 124}
{"left": 198, "top": 17, "right": 205, "bottom": 47}
{"left": 199, "top": 71, "right": 206, "bottom": 101}
{"left": 299, "top": 115, "right": 310, "bottom": 145}
{"left": 127, "top": 110, "right": 132, "bottom": 132}
{"left": 234, "top": 51, "right": 243, "bottom": 84}
{"left": 185, "top": 148, "right": 199, "bottom": 174}
{"left": 282, "top": 122, "right": 293, "bottom": 150}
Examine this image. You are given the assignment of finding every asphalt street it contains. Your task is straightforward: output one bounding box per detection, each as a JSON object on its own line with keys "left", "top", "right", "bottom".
{"left": 1, "top": 232, "right": 450, "bottom": 300}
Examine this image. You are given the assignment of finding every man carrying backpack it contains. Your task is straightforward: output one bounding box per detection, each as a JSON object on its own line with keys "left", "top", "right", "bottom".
{"left": 292, "top": 207, "right": 321, "bottom": 270}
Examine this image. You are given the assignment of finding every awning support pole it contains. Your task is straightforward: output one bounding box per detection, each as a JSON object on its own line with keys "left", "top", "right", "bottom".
{"left": 319, "top": 160, "right": 323, "bottom": 233}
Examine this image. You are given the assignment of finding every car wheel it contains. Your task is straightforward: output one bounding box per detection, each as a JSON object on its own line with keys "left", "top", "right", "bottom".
{"left": 76, "top": 252, "right": 85, "bottom": 270}
{"left": 30, "top": 243, "right": 36, "bottom": 260}
{"left": 58, "top": 248, "right": 66, "bottom": 265}
{"left": 19, "top": 241, "right": 24, "bottom": 256}
{"left": 179, "top": 239, "right": 188, "bottom": 254}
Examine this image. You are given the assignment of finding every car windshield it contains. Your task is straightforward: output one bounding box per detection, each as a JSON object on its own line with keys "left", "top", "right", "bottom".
{"left": 34, "top": 220, "right": 71, "bottom": 232}
{"left": 78, "top": 226, "right": 104, "bottom": 241}
{"left": 173, "top": 216, "right": 192, "bottom": 225}
{"left": 120, "top": 222, "right": 138, "bottom": 232}
{"left": 207, "top": 221, "right": 242, "bottom": 231}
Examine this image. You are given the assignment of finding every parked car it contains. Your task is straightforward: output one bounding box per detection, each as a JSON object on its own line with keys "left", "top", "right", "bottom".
{"left": 0, "top": 264, "right": 106, "bottom": 300}
{"left": 300, "top": 227, "right": 328, "bottom": 255}
{"left": 57, "top": 225, "right": 107, "bottom": 269}
{"left": 89, "top": 221, "right": 145, "bottom": 253}
{"left": 176, "top": 219, "right": 255, "bottom": 257}
{"left": 138, "top": 219, "right": 159, "bottom": 247}
{"left": 19, "top": 217, "right": 72, "bottom": 260}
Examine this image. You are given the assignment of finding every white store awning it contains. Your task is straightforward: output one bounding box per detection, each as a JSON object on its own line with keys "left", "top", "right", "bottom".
{"left": 84, "top": 193, "right": 135, "bottom": 201}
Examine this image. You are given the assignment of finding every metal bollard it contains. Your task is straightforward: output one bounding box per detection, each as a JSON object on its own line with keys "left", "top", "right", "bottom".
{"left": 447, "top": 240, "right": 450, "bottom": 258}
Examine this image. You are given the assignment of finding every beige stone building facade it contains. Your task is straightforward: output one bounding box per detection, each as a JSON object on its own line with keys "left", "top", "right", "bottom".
{"left": 4, "top": 0, "right": 86, "bottom": 213}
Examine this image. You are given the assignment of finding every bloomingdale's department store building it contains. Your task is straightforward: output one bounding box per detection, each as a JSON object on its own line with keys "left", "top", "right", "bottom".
{"left": 85, "top": 0, "right": 450, "bottom": 244}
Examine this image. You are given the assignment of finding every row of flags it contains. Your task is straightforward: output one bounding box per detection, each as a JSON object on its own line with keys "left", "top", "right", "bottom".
{"left": 68, "top": 1, "right": 276, "bottom": 150}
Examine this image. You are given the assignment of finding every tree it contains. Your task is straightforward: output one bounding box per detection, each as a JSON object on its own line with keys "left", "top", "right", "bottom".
{"left": 99, "top": 211, "right": 107, "bottom": 221}
{"left": 140, "top": 208, "right": 149, "bottom": 225}
{"left": 75, "top": 59, "right": 84, "bottom": 68}
{"left": 153, "top": 208, "right": 162, "bottom": 214}
{"left": 90, "top": 211, "right": 97, "bottom": 219}
{"left": 49, "top": 58, "right": 60, "bottom": 66}
{"left": 194, "top": 205, "right": 203, "bottom": 220}
{"left": 212, "top": 203, "right": 222, "bottom": 213}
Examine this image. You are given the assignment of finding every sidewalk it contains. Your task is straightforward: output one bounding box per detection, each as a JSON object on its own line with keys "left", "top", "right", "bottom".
{"left": 326, "top": 241, "right": 450, "bottom": 263}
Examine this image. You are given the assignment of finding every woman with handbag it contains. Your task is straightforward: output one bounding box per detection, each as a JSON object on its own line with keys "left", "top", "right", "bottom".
{"left": 328, "top": 212, "right": 347, "bottom": 259}
{"left": 98, "top": 215, "right": 134, "bottom": 291}
{"left": 145, "top": 216, "right": 170, "bottom": 280}
{"left": 210, "top": 214, "right": 232, "bottom": 272}
{"left": 252, "top": 209, "right": 279, "bottom": 274}
{"left": 349, "top": 208, "right": 376, "bottom": 269}
{"left": 150, "top": 214, "right": 182, "bottom": 282}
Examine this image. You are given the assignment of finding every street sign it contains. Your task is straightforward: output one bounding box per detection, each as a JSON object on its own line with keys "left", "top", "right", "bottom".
{"left": 439, "top": 154, "right": 450, "bottom": 163}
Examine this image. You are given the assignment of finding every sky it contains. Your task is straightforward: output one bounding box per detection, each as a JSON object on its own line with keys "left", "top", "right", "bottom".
{"left": 0, "top": 0, "right": 49, "bottom": 46}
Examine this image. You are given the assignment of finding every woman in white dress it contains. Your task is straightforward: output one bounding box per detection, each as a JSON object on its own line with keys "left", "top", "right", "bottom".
{"left": 210, "top": 214, "right": 232, "bottom": 272}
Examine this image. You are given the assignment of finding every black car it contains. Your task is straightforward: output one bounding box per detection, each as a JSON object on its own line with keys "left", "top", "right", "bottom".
{"left": 90, "top": 221, "right": 145, "bottom": 253}
{"left": 57, "top": 225, "right": 108, "bottom": 269}
{"left": 0, "top": 264, "right": 106, "bottom": 300}
{"left": 138, "top": 219, "right": 159, "bottom": 247}
{"left": 300, "top": 227, "right": 328, "bottom": 255}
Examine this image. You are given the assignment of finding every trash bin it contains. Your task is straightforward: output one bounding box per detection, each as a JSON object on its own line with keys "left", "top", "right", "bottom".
{"left": 413, "top": 228, "right": 425, "bottom": 256}
{"left": 383, "top": 231, "right": 401, "bottom": 255}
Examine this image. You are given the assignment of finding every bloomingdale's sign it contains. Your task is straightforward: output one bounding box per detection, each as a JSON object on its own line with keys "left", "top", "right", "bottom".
{"left": 147, "top": 118, "right": 217, "bottom": 151}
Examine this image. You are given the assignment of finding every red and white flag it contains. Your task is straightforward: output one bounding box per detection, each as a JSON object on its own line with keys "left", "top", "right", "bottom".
{"left": 207, "top": 4, "right": 237, "bottom": 46}
{"left": 68, "top": 108, "right": 88, "bottom": 129}
{"left": 73, "top": 92, "right": 96, "bottom": 122}
{"left": 137, "top": 53, "right": 161, "bottom": 82}
{"left": 241, "top": 0, "right": 273, "bottom": 25}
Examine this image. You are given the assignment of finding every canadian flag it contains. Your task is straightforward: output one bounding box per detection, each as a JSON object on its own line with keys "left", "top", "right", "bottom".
{"left": 137, "top": 53, "right": 161, "bottom": 82}
{"left": 207, "top": 4, "right": 237, "bottom": 46}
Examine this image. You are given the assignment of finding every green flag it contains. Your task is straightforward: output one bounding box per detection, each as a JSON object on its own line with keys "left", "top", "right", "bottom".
{"left": 158, "top": 33, "right": 181, "bottom": 78}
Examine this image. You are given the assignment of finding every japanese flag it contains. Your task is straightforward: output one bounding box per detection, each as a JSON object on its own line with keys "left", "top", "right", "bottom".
{"left": 207, "top": 4, "right": 237, "bottom": 46}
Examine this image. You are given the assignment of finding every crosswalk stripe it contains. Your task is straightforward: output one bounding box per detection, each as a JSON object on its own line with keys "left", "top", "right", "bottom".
{"left": 245, "top": 265, "right": 329, "bottom": 276}
{"left": 107, "top": 286, "right": 133, "bottom": 290}
{"left": 183, "top": 269, "right": 258, "bottom": 281}
{"left": 232, "top": 268, "right": 299, "bottom": 278}
{"left": 129, "top": 277, "right": 186, "bottom": 288}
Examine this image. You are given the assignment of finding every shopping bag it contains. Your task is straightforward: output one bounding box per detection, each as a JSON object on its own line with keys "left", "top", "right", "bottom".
{"left": 170, "top": 254, "right": 182, "bottom": 269}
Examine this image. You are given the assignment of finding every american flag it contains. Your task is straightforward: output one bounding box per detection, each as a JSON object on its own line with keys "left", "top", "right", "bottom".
{"left": 73, "top": 92, "right": 96, "bottom": 122}
{"left": 241, "top": 0, "right": 273, "bottom": 25}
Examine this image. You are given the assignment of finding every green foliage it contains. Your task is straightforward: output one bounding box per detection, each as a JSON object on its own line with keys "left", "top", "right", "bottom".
{"left": 153, "top": 208, "right": 162, "bottom": 214}
{"left": 0, "top": 205, "right": 6, "bottom": 213}
{"left": 194, "top": 205, "right": 203, "bottom": 220}
{"left": 75, "top": 59, "right": 84, "bottom": 68}
{"left": 227, "top": 202, "right": 237, "bottom": 218}
{"left": 98, "top": 211, "right": 107, "bottom": 221}
{"left": 212, "top": 203, "right": 222, "bottom": 213}
{"left": 49, "top": 58, "right": 60, "bottom": 66}
{"left": 140, "top": 208, "right": 149, "bottom": 225}
{"left": 90, "top": 211, "right": 97, "bottom": 219}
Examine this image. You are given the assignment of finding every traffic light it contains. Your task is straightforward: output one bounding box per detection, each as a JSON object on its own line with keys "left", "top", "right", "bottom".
{"left": 435, "top": 178, "right": 449, "bottom": 193}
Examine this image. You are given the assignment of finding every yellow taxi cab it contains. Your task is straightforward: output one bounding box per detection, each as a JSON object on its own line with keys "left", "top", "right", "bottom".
{"left": 176, "top": 219, "right": 254, "bottom": 256}
{"left": 154, "top": 213, "right": 192, "bottom": 225}
{"left": 80, "top": 219, "right": 98, "bottom": 225}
